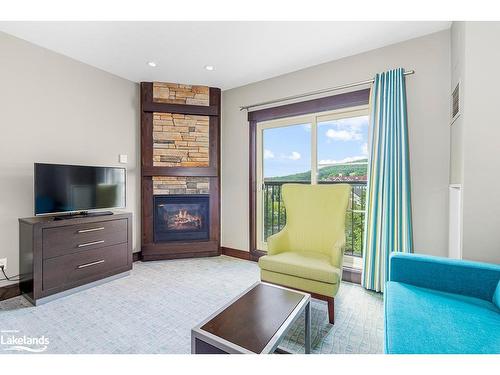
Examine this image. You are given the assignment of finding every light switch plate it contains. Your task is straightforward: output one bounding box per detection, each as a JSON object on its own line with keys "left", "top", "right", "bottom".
{"left": 119, "top": 154, "right": 128, "bottom": 164}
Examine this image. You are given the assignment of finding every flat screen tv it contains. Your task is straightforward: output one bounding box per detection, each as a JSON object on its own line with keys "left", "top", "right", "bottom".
{"left": 34, "top": 163, "right": 126, "bottom": 215}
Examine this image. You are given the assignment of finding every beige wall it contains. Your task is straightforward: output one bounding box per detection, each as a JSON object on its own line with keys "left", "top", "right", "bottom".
{"left": 454, "top": 22, "right": 500, "bottom": 264}
{"left": 0, "top": 32, "right": 140, "bottom": 286}
{"left": 221, "top": 30, "right": 451, "bottom": 257}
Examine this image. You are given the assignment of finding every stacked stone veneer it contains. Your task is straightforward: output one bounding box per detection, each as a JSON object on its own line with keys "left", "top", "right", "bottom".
{"left": 153, "top": 113, "right": 209, "bottom": 167}
{"left": 151, "top": 83, "right": 211, "bottom": 196}
{"left": 152, "top": 177, "right": 210, "bottom": 195}
{"left": 153, "top": 82, "right": 209, "bottom": 106}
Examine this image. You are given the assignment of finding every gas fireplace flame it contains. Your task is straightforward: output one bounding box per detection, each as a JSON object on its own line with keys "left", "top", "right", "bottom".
{"left": 166, "top": 208, "right": 202, "bottom": 229}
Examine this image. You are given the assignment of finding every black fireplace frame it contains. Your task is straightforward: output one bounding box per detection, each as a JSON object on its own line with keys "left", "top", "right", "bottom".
{"left": 153, "top": 194, "right": 210, "bottom": 243}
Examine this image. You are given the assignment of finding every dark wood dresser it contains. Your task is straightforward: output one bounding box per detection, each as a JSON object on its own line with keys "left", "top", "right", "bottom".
{"left": 19, "top": 211, "right": 133, "bottom": 305}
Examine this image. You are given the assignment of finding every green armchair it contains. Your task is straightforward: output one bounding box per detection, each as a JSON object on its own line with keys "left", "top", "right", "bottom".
{"left": 258, "top": 183, "right": 351, "bottom": 324}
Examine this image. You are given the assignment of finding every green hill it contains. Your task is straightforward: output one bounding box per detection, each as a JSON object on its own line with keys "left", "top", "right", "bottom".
{"left": 265, "top": 159, "right": 368, "bottom": 181}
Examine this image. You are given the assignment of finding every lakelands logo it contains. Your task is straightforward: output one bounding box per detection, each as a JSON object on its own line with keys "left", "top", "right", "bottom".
{"left": 1, "top": 330, "right": 49, "bottom": 353}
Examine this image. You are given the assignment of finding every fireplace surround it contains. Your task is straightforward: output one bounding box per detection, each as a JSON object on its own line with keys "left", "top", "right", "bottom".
{"left": 154, "top": 195, "right": 209, "bottom": 242}
{"left": 141, "top": 82, "right": 221, "bottom": 260}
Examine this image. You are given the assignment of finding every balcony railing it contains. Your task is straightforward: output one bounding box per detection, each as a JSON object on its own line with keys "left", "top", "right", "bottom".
{"left": 262, "top": 180, "right": 367, "bottom": 257}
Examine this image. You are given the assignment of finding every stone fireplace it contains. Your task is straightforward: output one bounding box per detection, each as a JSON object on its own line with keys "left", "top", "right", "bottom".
{"left": 141, "top": 81, "right": 220, "bottom": 260}
{"left": 154, "top": 195, "right": 210, "bottom": 242}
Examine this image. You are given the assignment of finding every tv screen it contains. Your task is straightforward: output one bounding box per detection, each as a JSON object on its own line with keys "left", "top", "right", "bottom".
{"left": 34, "top": 163, "right": 126, "bottom": 215}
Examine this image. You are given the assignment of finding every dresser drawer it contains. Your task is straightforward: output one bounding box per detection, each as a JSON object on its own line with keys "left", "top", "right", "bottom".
{"left": 42, "top": 219, "right": 128, "bottom": 259}
{"left": 42, "top": 243, "right": 129, "bottom": 291}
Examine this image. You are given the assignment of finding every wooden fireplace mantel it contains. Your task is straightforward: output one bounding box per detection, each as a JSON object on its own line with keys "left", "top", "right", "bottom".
{"left": 140, "top": 82, "right": 221, "bottom": 261}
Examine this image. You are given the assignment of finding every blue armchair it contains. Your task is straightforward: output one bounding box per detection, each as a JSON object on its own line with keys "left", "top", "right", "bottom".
{"left": 384, "top": 252, "right": 500, "bottom": 354}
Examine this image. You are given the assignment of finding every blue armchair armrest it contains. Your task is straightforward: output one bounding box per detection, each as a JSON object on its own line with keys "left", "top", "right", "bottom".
{"left": 389, "top": 252, "right": 500, "bottom": 301}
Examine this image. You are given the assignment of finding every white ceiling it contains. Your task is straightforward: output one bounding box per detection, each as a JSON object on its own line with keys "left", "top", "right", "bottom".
{"left": 0, "top": 21, "right": 451, "bottom": 90}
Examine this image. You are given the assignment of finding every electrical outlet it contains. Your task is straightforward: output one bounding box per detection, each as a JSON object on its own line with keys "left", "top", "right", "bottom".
{"left": 0, "top": 258, "right": 6, "bottom": 271}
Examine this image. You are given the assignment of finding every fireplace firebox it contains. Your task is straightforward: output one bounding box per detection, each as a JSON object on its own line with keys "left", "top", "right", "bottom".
{"left": 154, "top": 195, "right": 210, "bottom": 242}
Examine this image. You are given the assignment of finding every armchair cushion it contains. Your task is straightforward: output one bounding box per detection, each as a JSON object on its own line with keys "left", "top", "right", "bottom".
{"left": 259, "top": 251, "right": 341, "bottom": 284}
{"left": 261, "top": 270, "right": 339, "bottom": 297}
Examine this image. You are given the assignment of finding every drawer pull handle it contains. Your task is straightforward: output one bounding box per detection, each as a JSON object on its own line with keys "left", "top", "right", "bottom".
{"left": 77, "top": 240, "right": 104, "bottom": 248}
{"left": 77, "top": 259, "right": 105, "bottom": 269}
{"left": 77, "top": 227, "right": 105, "bottom": 234}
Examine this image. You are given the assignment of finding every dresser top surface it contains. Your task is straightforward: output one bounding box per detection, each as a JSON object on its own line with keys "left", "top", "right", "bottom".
{"left": 19, "top": 211, "right": 132, "bottom": 227}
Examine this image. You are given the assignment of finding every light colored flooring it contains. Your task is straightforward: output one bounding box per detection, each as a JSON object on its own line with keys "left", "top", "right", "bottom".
{"left": 0, "top": 255, "right": 383, "bottom": 354}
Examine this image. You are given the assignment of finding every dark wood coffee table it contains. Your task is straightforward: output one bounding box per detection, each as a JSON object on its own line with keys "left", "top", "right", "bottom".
{"left": 191, "top": 282, "right": 311, "bottom": 354}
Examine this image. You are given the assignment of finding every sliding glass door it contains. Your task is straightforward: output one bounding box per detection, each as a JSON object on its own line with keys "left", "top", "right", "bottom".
{"left": 256, "top": 106, "right": 369, "bottom": 268}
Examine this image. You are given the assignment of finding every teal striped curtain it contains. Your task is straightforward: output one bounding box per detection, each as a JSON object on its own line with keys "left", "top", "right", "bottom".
{"left": 362, "top": 68, "right": 413, "bottom": 293}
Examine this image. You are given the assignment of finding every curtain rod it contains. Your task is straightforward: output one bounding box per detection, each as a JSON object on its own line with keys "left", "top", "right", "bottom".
{"left": 239, "top": 69, "right": 415, "bottom": 111}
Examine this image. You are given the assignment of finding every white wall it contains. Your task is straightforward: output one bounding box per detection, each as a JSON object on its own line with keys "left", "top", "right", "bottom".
{"left": 221, "top": 30, "right": 451, "bottom": 257}
{"left": 455, "top": 22, "right": 500, "bottom": 264}
{"left": 0, "top": 32, "right": 140, "bottom": 287}
{"left": 450, "top": 22, "right": 465, "bottom": 185}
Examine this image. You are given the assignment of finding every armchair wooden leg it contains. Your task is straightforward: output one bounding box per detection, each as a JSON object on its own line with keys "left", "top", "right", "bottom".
{"left": 327, "top": 297, "right": 335, "bottom": 325}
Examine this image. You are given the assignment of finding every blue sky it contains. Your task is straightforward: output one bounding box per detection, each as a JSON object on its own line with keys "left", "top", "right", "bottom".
{"left": 263, "top": 116, "right": 369, "bottom": 178}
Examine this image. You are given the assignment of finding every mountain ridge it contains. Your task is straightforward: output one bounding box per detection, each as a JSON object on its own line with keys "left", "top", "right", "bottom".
{"left": 265, "top": 158, "right": 368, "bottom": 181}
